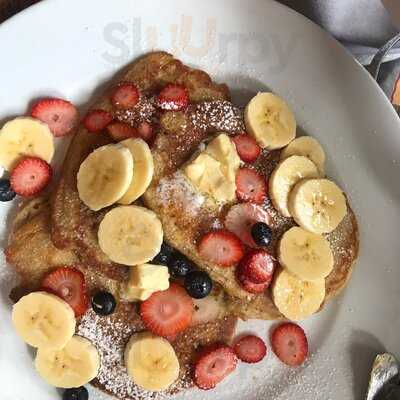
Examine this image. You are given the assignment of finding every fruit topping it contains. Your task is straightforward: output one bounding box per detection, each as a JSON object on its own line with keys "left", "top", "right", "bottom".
{"left": 271, "top": 322, "right": 308, "bottom": 367}
{"left": 42, "top": 267, "right": 88, "bottom": 317}
{"left": 152, "top": 242, "right": 175, "bottom": 266}
{"left": 63, "top": 387, "right": 89, "bottom": 400}
{"left": 10, "top": 157, "right": 52, "bottom": 197}
{"left": 31, "top": 98, "right": 79, "bottom": 137}
{"left": 168, "top": 253, "right": 195, "bottom": 278}
{"left": 251, "top": 222, "right": 273, "bottom": 247}
{"left": 111, "top": 83, "right": 140, "bottom": 109}
{"left": 0, "top": 178, "right": 16, "bottom": 202}
{"left": 107, "top": 121, "right": 138, "bottom": 141}
{"left": 91, "top": 291, "right": 116, "bottom": 316}
{"left": 184, "top": 270, "right": 213, "bottom": 299}
{"left": 194, "top": 344, "right": 237, "bottom": 390}
{"left": 236, "top": 167, "right": 267, "bottom": 204}
{"left": 157, "top": 84, "right": 189, "bottom": 111}
{"left": 238, "top": 249, "right": 275, "bottom": 284}
{"left": 236, "top": 270, "right": 270, "bottom": 294}
{"left": 137, "top": 121, "right": 155, "bottom": 143}
{"left": 140, "top": 283, "right": 194, "bottom": 337}
{"left": 198, "top": 229, "right": 244, "bottom": 268}
{"left": 234, "top": 335, "right": 267, "bottom": 363}
{"left": 83, "top": 109, "right": 113, "bottom": 132}
{"left": 232, "top": 134, "right": 261, "bottom": 163}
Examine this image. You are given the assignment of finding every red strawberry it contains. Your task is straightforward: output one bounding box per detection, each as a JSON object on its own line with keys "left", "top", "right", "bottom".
{"left": 137, "top": 121, "right": 155, "bottom": 143}
{"left": 42, "top": 267, "right": 88, "bottom": 317}
{"left": 140, "top": 283, "right": 194, "bottom": 337}
{"left": 107, "top": 121, "right": 138, "bottom": 141}
{"left": 238, "top": 250, "right": 276, "bottom": 284}
{"left": 198, "top": 230, "right": 244, "bottom": 268}
{"left": 194, "top": 344, "right": 237, "bottom": 390}
{"left": 232, "top": 134, "right": 261, "bottom": 163}
{"left": 31, "top": 98, "right": 79, "bottom": 137}
{"left": 234, "top": 335, "right": 267, "bottom": 363}
{"left": 111, "top": 83, "right": 140, "bottom": 109}
{"left": 83, "top": 109, "right": 113, "bottom": 132}
{"left": 271, "top": 323, "right": 308, "bottom": 367}
{"left": 236, "top": 167, "right": 267, "bottom": 204}
{"left": 236, "top": 269, "right": 269, "bottom": 294}
{"left": 157, "top": 84, "right": 189, "bottom": 111}
{"left": 10, "top": 157, "right": 52, "bottom": 197}
{"left": 225, "top": 203, "right": 272, "bottom": 247}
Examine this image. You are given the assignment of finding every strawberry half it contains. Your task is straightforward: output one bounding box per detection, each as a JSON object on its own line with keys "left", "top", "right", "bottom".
{"left": 234, "top": 335, "right": 267, "bottom": 363}
{"left": 225, "top": 203, "right": 272, "bottom": 247}
{"left": 236, "top": 269, "right": 269, "bottom": 294}
{"left": 236, "top": 167, "right": 267, "bottom": 204}
{"left": 198, "top": 230, "right": 244, "bottom": 268}
{"left": 157, "top": 84, "right": 189, "bottom": 111}
{"left": 10, "top": 157, "right": 52, "bottom": 197}
{"left": 111, "top": 83, "right": 140, "bottom": 109}
{"left": 140, "top": 283, "right": 194, "bottom": 337}
{"left": 137, "top": 121, "right": 155, "bottom": 143}
{"left": 194, "top": 344, "right": 237, "bottom": 390}
{"left": 232, "top": 134, "right": 261, "bottom": 163}
{"left": 238, "top": 250, "right": 276, "bottom": 284}
{"left": 271, "top": 322, "right": 308, "bottom": 367}
{"left": 83, "top": 109, "right": 113, "bottom": 132}
{"left": 42, "top": 267, "right": 88, "bottom": 317}
{"left": 31, "top": 98, "right": 79, "bottom": 137}
{"left": 107, "top": 121, "right": 139, "bottom": 141}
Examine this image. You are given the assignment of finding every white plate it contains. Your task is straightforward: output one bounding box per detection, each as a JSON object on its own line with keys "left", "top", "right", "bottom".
{"left": 1, "top": 0, "right": 400, "bottom": 399}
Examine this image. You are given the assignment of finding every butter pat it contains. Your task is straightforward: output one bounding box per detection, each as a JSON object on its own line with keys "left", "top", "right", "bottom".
{"left": 184, "top": 133, "right": 240, "bottom": 202}
{"left": 121, "top": 263, "right": 170, "bottom": 302}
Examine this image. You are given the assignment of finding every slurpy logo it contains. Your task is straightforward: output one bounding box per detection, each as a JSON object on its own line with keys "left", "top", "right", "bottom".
{"left": 102, "top": 15, "right": 299, "bottom": 73}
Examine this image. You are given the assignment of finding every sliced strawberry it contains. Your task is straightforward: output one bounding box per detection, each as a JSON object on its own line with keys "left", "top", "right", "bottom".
{"left": 236, "top": 167, "right": 267, "bottom": 204}
{"left": 165, "top": 333, "right": 178, "bottom": 343}
{"left": 271, "top": 323, "right": 308, "bottom": 367}
{"left": 140, "top": 283, "right": 194, "bottom": 337}
{"left": 107, "top": 121, "right": 138, "bottom": 141}
{"left": 238, "top": 250, "right": 276, "bottom": 284}
{"left": 232, "top": 134, "right": 261, "bottom": 163}
{"left": 225, "top": 203, "right": 272, "bottom": 247}
{"left": 157, "top": 84, "right": 189, "bottom": 111}
{"left": 10, "top": 157, "right": 52, "bottom": 197}
{"left": 111, "top": 83, "right": 140, "bottom": 109}
{"left": 83, "top": 109, "right": 113, "bottom": 132}
{"left": 194, "top": 344, "right": 237, "bottom": 390}
{"left": 137, "top": 121, "right": 155, "bottom": 143}
{"left": 236, "top": 269, "right": 269, "bottom": 294}
{"left": 198, "top": 230, "right": 244, "bottom": 268}
{"left": 234, "top": 335, "right": 267, "bottom": 363}
{"left": 31, "top": 98, "right": 79, "bottom": 137}
{"left": 42, "top": 267, "right": 88, "bottom": 317}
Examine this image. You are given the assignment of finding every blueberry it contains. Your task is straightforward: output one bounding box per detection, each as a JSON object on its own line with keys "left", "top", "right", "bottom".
{"left": 168, "top": 253, "right": 195, "bottom": 278}
{"left": 251, "top": 222, "right": 272, "bottom": 247}
{"left": 184, "top": 271, "right": 212, "bottom": 299}
{"left": 63, "top": 387, "right": 89, "bottom": 400}
{"left": 0, "top": 178, "right": 16, "bottom": 202}
{"left": 152, "top": 242, "right": 174, "bottom": 265}
{"left": 92, "top": 291, "right": 116, "bottom": 316}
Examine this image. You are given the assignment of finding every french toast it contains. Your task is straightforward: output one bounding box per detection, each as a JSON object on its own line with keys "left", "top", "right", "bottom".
{"left": 6, "top": 199, "right": 237, "bottom": 399}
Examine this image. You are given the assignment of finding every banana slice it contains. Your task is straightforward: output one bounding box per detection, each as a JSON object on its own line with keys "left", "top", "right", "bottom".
{"left": 77, "top": 144, "right": 134, "bottom": 211}
{"left": 0, "top": 117, "right": 54, "bottom": 171}
{"left": 12, "top": 291, "right": 75, "bottom": 350}
{"left": 289, "top": 178, "right": 347, "bottom": 234}
{"left": 279, "top": 227, "right": 334, "bottom": 281}
{"left": 269, "top": 155, "right": 319, "bottom": 217}
{"left": 124, "top": 332, "right": 180, "bottom": 391}
{"left": 35, "top": 335, "right": 100, "bottom": 388}
{"left": 244, "top": 92, "right": 296, "bottom": 150}
{"left": 281, "top": 136, "right": 326, "bottom": 176}
{"left": 118, "top": 138, "right": 154, "bottom": 204}
{"left": 272, "top": 268, "right": 325, "bottom": 320}
{"left": 98, "top": 205, "right": 163, "bottom": 266}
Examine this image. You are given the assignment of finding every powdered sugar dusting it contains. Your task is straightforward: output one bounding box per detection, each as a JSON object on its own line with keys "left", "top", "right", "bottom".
{"left": 115, "top": 97, "right": 156, "bottom": 125}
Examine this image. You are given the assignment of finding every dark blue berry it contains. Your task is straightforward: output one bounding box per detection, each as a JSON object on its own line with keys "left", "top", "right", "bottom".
{"left": 0, "top": 178, "right": 16, "bottom": 202}
{"left": 152, "top": 242, "right": 174, "bottom": 265}
{"left": 168, "top": 253, "right": 195, "bottom": 278}
{"left": 92, "top": 291, "right": 116, "bottom": 316}
{"left": 63, "top": 387, "right": 89, "bottom": 400}
{"left": 251, "top": 222, "right": 272, "bottom": 247}
{"left": 184, "top": 271, "right": 212, "bottom": 299}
